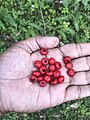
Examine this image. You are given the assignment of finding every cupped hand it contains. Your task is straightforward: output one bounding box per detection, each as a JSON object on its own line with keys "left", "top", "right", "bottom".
{"left": 0, "top": 36, "right": 90, "bottom": 114}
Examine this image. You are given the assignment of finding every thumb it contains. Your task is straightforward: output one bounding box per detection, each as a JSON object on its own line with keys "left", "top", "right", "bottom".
{"left": 25, "top": 36, "right": 59, "bottom": 52}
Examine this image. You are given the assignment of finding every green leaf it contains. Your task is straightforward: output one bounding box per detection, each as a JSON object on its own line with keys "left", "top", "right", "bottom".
{"left": 63, "top": 0, "right": 69, "bottom": 7}
{"left": 27, "top": 0, "right": 32, "bottom": 4}
{"left": 66, "top": 28, "right": 75, "bottom": 35}
{"left": 59, "top": 31, "right": 67, "bottom": 40}
{"left": 0, "top": 20, "right": 5, "bottom": 30}
{"left": 82, "top": 0, "right": 89, "bottom": 6}
{"left": 25, "top": 31, "right": 30, "bottom": 38}
{"left": 28, "top": 23, "right": 42, "bottom": 31}
{"left": 73, "top": 12, "right": 80, "bottom": 32}
{"left": 75, "top": 0, "right": 81, "bottom": 4}
{"left": 29, "top": 30, "right": 35, "bottom": 36}
{"left": 74, "top": 19, "right": 79, "bottom": 32}
{"left": 0, "top": 41, "right": 6, "bottom": 47}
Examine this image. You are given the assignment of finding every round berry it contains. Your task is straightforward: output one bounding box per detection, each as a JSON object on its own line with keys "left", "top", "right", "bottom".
{"left": 30, "top": 75, "right": 37, "bottom": 83}
{"left": 40, "top": 48, "right": 48, "bottom": 55}
{"left": 53, "top": 70, "right": 60, "bottom": 78}
{"left": 32, "top": 71, "right": 41, "bottom": 77}
{"left": 49, "top": 58, "right": 55, "bottom": 65}
{"left": 37, "top": 76, "right": 43, "bottom": 82}
{"left": 50, "top": 79, "right": 58, "bottom": 85}
{"left": 39, "top": 80, "right": 46, "bottom": 87}
{"left": 46, "top": 69, "right": 53, "bottom": 76}
{"left": 44, "top": 75, "right": 51, "bottom": 82}
{"left": 40, "top": 66, "right": 46, "bottom": 74}
{"left": 65, "top": 63, "right": 73, "bottom": 69}
{"left": 58, "top": 76, "right": 64, "bottom": 83}
{"left": 49, "top": 65, "right": 55, "bottom": 71}
{"left": 34, "top": 60, "right": 42, "bottom": 68}
{"left": 55, "top": 62, "right": 62, "bottom": 69}
{"left": 63, "top": 56, "right": 72, "bottom": 64}
{"left": 67, "top": 69, "right": 75, "bottom": 77}
{"left": 41, "top": 58, "right": 48, "bottom": 65}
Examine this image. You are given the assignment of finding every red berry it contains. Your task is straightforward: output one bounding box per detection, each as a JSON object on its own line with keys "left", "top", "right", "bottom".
{"left": 67, "top": 69, "right": 75, "bottom": 77}
{"left": 63, "top": 56, "right": 72, "bottom": 64}
{"left": 41, "top": 58, "right": 48, "bottom": 65}
{"left": 39, "top": 80, "right": 46, "bottom": 87}
{"left": 34, "top": 60, "right": 42, "bottom": 68}
{"left": 37, "top": 76, "right": 43, "bottom": 82}
{"left": 53, "top": 70, "right": 60, "bottom": 78}
{"left": 44, "top": 75, "right": 51, "bottom": 82}
{"left": 46, "top": 69, "right": 53, "bottom": 76}
{"left": 50, "top": 79, "right": 58, "bottom": 85}
{"left": 49, "top": 65, "right": 55, "bottom": 71}
{"left": 40, "top": 66, "right": 46, "bottom": 74}
{"left": 30, "top": 75, "right": 37, "bottom": 83}
{"left": 32, "top": 71, "right": 41, "bottom": 77}
{"left": 40, "top": 48, "right": 48, "bottom": 55}
{"left": 65, "top": 63, "right": 72, "bottom": 69}
{"left": 49, "top": 58, "right": 55, "bottom": 65}
{"left": 58, "top": 76, "right": 64, "bottom": 83}
{"left": 55, "top": 62, "right": 62, "bottom": 69}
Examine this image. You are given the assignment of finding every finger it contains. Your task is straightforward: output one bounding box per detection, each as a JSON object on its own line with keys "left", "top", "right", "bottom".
{"left": 47, "top": 48, "right": 63, "bottom": 62}
{"left": 25, "top": 36, "right": 59, "bottom": 52}
{"left": 60, "top": 43, "right": 90, "bottom": 59}
{"left": 72, "top": 56, "right": 90, "bottom": 72}
{"left": 64, "top": 85, "right": 90, "bottom": 102}
{"left": 69, "top": 71, "right": 90, "bottom": 85}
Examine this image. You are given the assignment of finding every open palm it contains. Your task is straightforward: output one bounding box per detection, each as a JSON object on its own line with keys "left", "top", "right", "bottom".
{"left": 0, "top": 36, "right": 90, "bottom": 114}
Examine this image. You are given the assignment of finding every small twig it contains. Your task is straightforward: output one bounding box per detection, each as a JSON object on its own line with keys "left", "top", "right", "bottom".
{"left": 39, "top": 0, "right": 47, "bottom": 36}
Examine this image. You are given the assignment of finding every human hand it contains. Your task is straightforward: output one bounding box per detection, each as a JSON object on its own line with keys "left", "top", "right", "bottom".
{"left": 0, "top": 36, "right": 90, "bottom": 114}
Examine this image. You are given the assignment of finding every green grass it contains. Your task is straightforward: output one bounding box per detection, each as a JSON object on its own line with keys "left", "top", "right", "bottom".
{"left": 0, "top": 0, "right": 90, "bottom": 119}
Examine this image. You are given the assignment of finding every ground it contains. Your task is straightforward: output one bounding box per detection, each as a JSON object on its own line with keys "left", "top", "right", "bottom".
{"left": 0, "top": 0, "right": 90, "bottom": 119}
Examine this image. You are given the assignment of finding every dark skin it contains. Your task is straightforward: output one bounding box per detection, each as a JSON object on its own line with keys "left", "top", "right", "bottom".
{"left": 0, "top": 36, "right": 90, "bottom": 116}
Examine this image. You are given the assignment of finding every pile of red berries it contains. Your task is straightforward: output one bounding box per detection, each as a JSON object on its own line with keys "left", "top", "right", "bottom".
{"left": 30, "top": 48, "right": 75, "bottom": 87}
